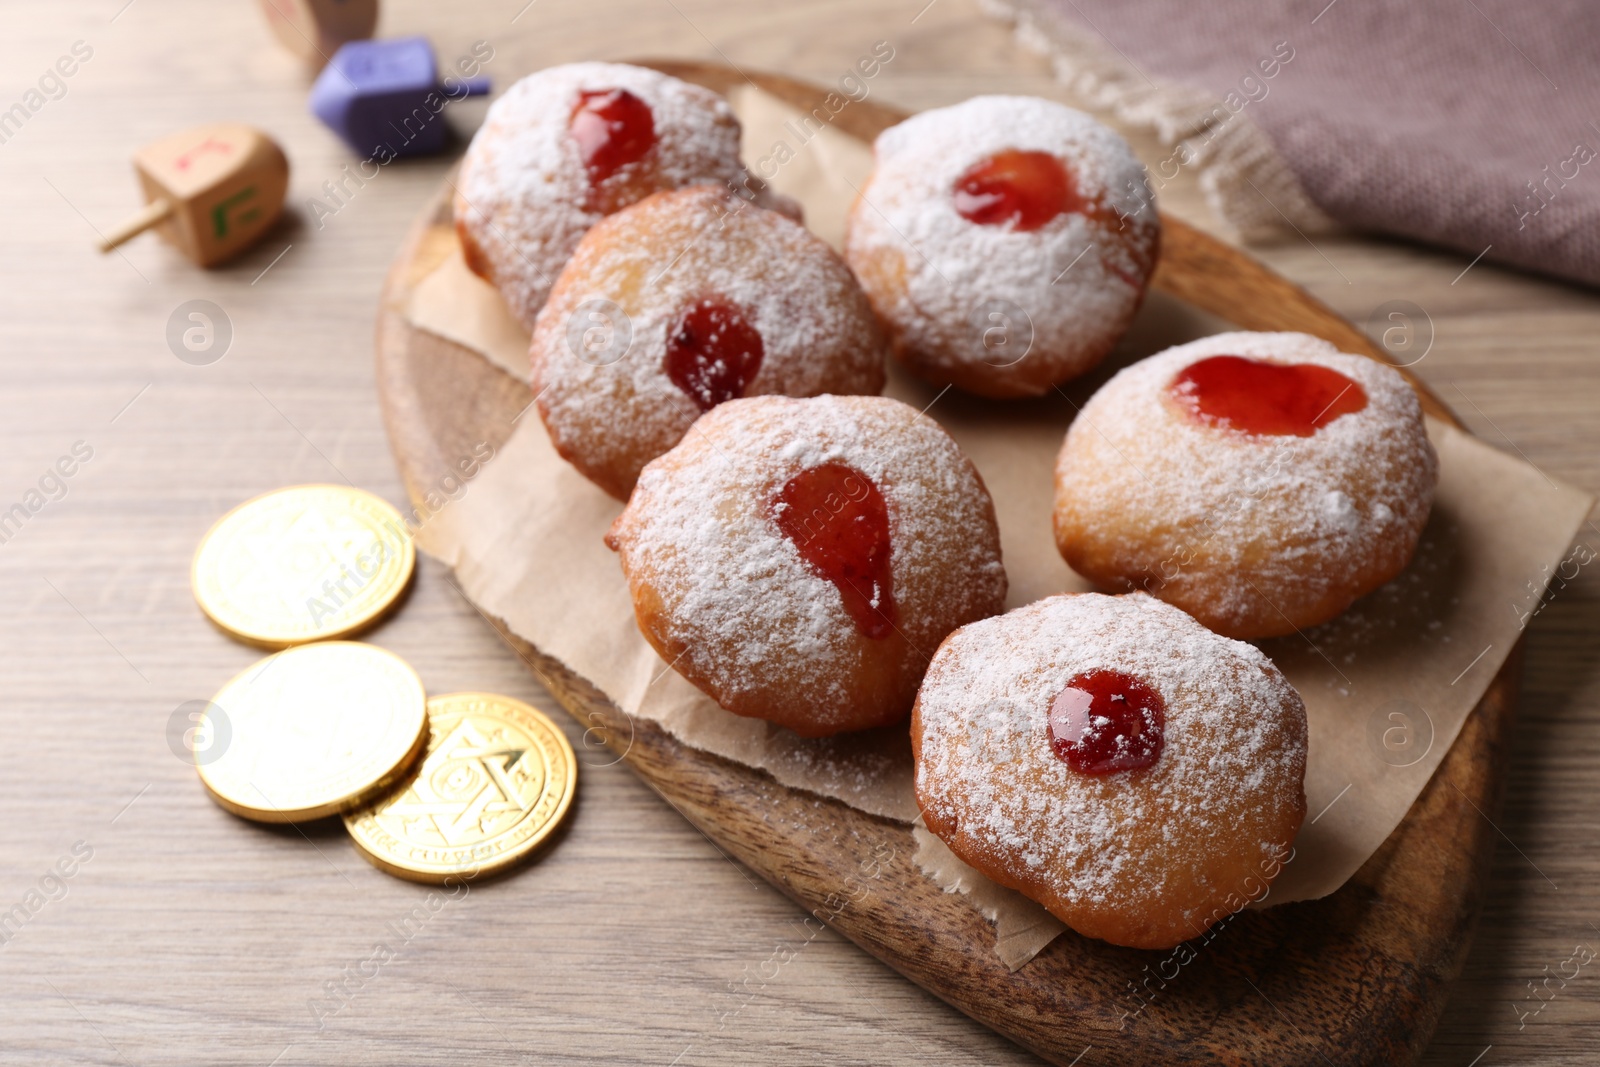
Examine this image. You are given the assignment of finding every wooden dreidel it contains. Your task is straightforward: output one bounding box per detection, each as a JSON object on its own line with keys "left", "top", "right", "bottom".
{"left": 310, "top": 37, "right": 490, "bottom": 159}
{"left": 98, "top": 123, "right": 289, "bottom": 268}
{"left": 257, "top": 0, "right": 378, "bottom": 67}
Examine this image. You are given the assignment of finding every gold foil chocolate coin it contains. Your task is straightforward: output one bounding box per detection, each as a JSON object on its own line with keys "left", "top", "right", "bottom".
{"left": 196, "top": 642, "right": 429, "bottom": 823}
{"left": 344, "top": 692, "right": 577, "bottom": 883}
{"left": 192, "top": 484, "right": 414, "bottom": 648}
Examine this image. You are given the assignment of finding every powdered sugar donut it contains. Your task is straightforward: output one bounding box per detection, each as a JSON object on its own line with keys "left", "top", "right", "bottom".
{"left": 455, "top": 63, "right": 749, "bottom": 329}
{"left": 1053, "top": 331, "right": 1438, "bottom": 639}
{"left": 912, "top": 592, "right": 1307, "bottom": 950}
{"left": 532, "top": 187, "right": 886, "bottom": 501}
{"left": 605, "top": 395, "right": 1007, "bottom": 736}
{"left": 844, "top": 96, "right": 1159, "bottom": 399}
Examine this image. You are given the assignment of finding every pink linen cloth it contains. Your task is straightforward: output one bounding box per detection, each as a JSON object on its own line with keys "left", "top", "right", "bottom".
{"left": 995, "top": 0, "right": 1600, "bottom": 287}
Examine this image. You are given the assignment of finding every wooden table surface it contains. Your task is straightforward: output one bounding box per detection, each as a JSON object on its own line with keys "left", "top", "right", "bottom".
{"left": 2, "top": 1, "right": 1596, "bottom": 1064}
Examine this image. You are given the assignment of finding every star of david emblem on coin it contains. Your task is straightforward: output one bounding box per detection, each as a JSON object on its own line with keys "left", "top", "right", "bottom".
{"left": 391, "top": 719, "right": 541, "bottom": 844}
{"left": 344, "top": 692, "right": 576, "bottom": 883}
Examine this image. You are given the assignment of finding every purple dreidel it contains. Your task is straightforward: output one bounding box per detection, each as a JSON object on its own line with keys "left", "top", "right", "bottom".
{"left": 309, "top": 37, "right": 490, "bottom": 159}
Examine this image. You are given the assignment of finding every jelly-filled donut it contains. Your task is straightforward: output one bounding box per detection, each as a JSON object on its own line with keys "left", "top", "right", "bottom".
{"left": 605, "top": 395, "right": 1007, "bottom": 736}
{"left": 455, "top": 63, "right": 749, "bottom": 329}
{"left": 1053, "top": 331, "right": 1438, "bottom": 639}
{"left": 532, "top": 187, "right": 886, "bottom": 501}
{"left": 844, "top": 96, "right": 1159, "bottom": 399}
{"left": 912, "top": 592, "right": 1307, "bottom": 950}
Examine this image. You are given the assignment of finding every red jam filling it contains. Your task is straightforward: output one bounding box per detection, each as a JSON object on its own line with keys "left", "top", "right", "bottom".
{"left": 569, "top": 88, "right": 656, "bottom": 185}
{"left": 1169, "top": 354, "right": 1368, "bottom": 437}
{"left": 771, "top": 463, "right": 895, "bottom": 640}
{"left": 952, "top": 150, "right": 1081, "bottom": 231}
{"left": 1048, "top": 670, "right": 1165, "bottom": 775}
{"left": 663, "top": 297, "right": 764, "bottom": 412}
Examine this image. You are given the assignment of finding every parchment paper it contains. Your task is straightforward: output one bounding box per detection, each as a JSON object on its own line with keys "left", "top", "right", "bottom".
{"left": 913, "top": 818, "right": 1070, "bottom": 970}
{"left": 404, "top": 87, "right": 1596, "bottom": 965}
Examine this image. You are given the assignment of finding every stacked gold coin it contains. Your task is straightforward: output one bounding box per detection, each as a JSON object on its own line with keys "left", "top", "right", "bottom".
{"left": 197, "top": 642, "right": 430, "bottom": 822}
{"left": 189, "top": 485, "right": 576, "bottom": 883}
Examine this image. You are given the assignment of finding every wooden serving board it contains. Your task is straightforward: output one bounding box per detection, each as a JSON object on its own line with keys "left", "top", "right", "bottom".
{"left": 373, "top": 62, "right": 1518, "bottom": 1066}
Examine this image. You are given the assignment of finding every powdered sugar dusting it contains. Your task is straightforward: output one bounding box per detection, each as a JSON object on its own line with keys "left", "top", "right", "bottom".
{"left": 532, "top": 188, "right": 885, "bottom": 498}
{"left": 844, "top": 95, "right": 1158, "bottom": 393}
{"left": 913, "top": 592, "right": 1307, "bottom": 938}
{"left": 608, "top": 395, "right": 1006, "bottom": 734}
{"left": 1054, "top": 331, "right": 1438, "bottom": 635}
{"left": 456, "top": 63, "right": 745, "bottom": 329}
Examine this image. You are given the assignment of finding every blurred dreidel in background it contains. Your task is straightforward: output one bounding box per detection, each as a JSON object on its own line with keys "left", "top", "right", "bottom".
{"left": 98, "top": 123, "right": 289, "bottom": 267}
{"left": 310, "top": 36, "right": 490, "bottom": 158}
{"left": 257, "top": 0, "right": 378, "bottom": 67}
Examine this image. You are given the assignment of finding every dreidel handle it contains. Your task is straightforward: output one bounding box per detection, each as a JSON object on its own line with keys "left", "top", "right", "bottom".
{"left": 98, "top": 197, "right": 174, "bottom": 253}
